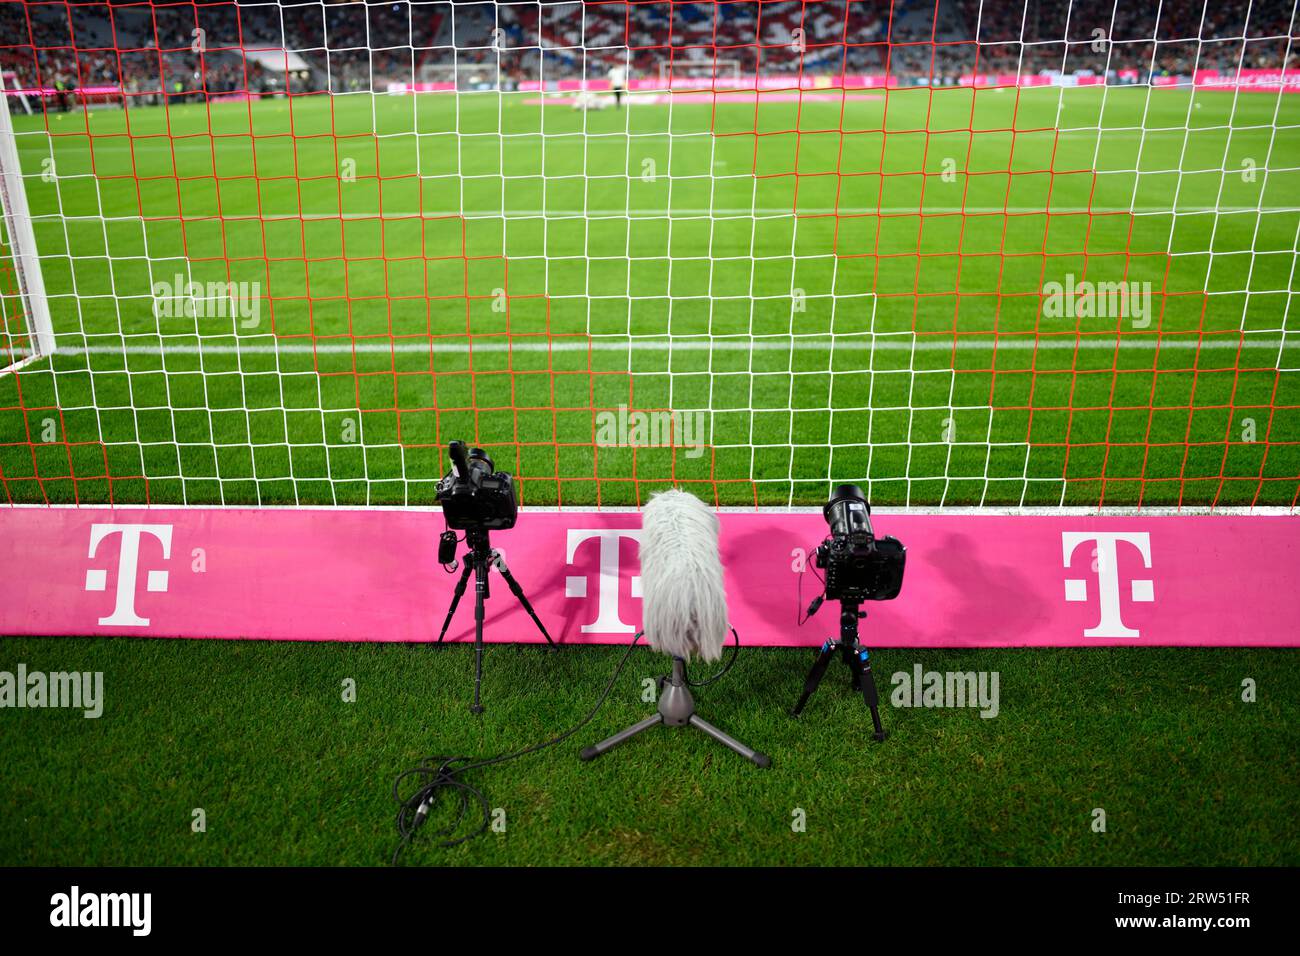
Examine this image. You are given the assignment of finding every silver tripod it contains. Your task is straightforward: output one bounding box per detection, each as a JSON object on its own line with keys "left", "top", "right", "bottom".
{"left": 580, "top": 657, "right": 771, "bottom": 767}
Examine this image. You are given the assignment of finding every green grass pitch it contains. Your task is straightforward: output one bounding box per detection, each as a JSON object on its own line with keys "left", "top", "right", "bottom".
{"left": 0, "top": 638, "right": 1296, "bottom": 865}
{"left": 0, "top": 86, "right": 1297, "bottom": 867}
{"left": 1, "top": 85, "right": 1298, "bottom": 508}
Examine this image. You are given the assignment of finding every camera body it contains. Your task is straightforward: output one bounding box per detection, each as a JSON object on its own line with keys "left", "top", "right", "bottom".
{"left": 813, "top": 484, "right": 905, "bottom": 602}
{"left": 435, "top": 441, "right": 518, "bottom": 532}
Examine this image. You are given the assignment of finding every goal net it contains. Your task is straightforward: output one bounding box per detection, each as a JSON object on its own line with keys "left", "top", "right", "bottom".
{"left": 656, "top": 57, "right": 744, "bottom": 89}
{"left": 0, "top": 0, "right": 1296, "bottom": 510}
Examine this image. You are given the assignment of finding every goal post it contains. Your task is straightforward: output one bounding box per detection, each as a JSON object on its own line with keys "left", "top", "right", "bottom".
{"left": 2, "top": 70, "right": 35, "bottom": 116}
{"left": 0, "top": 83, "right": 54, "bottom": 375}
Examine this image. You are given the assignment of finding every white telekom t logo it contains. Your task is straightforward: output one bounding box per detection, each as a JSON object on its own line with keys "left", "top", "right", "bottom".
{"left": 1061, "top": 531, "right": 1154, "bottom": 638}
{"left": 564, "top": 529, "right": 641, "bottom": 633}
{"left": 84, "top": 524, "right": 173, "bottom": 626}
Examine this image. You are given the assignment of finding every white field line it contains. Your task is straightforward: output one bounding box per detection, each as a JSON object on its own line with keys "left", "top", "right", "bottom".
{"left": 23, "top": 128, "right": 1291, "bottom": 148}
{"left": 27, "top": 206, "right": 1300, "bottom": 221}
{"left": 1, "top": 336, "right": 1292, "bottom": 358}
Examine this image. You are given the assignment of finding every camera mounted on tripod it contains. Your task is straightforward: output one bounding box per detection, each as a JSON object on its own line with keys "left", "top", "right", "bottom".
{"left": 433, "top": 440, "right": 556, "bottom": 713}
{"left": 814, "top": 484, "right": 906, "bottom": 602}
{"left": 796, "top": 483, "right": 906, "bottom": 739}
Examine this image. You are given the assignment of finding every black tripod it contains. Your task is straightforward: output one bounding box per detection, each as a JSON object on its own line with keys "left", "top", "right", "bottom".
{"left": 791, "top": 599, "right": 888, "bottom": 741}
{"left": 436, "top": 527, "right": 555, "bottom": 713}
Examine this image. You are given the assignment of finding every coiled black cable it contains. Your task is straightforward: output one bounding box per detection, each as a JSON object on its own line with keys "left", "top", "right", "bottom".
{"left": 391, "top": 633, "right": 644, "bottom": 865}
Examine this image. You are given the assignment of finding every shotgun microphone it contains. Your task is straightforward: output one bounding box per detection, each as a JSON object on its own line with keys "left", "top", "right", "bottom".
{"left": 639, "top": 488, "right": 730, "bottom": 663}
{"left": 581, "top": 489, "right": 770, "bottom": 767}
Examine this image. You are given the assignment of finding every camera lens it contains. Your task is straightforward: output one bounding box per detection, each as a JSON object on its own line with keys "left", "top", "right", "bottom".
{"left": 824, "top": 483, "right": 872, "bottom": 540}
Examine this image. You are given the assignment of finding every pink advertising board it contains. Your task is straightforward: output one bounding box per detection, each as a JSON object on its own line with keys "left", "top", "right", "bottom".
{"left": 2, "top": 85, "right": 122, "bottom": 96}
{"left": 1194, "top": 69, "right": 1300, "bottom": 92}
{"left": 1, "top": 506, "right": 1296, "bottom": 647}
{"left": 515, "top": 74, "right": 894, "bottom": 93}
{"left": 959, "top": 74, "right": 1107, "bottom": 88}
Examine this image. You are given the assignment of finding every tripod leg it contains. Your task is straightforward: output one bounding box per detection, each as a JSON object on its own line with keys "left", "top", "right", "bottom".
{"left": 848, "top": 645, "right": 888, "bottom": 742}
{"left": 494, "top": 556, "right": 557, "bottom": 650}
{"left": 688, "top": 715, "right": 771, "bottom": 768}
{"left": 580, "top": 713, "right": 663, "bottom": 761}
{"left": 470, "top": 560, "right": 489, "bottom": 715}
{"left": 791, "top": 642, "right": 836, "bottom": 717}
{"left": 436, "top": 558, "right": 475, "bottom": 645}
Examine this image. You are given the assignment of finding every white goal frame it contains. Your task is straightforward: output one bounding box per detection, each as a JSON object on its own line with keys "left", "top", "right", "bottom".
{"left": 0, "top": 86, "right": 54, "bottom": 376}
{"left": 655, "top": 57, "right": 744, "bottom": 88}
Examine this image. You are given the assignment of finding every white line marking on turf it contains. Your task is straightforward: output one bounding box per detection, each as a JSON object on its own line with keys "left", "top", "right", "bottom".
{"left": 28, "top": 206, "right": 1300, "bottom": 222}
{"left": 3, "top": 337, "right": 1290, "bottom": 358}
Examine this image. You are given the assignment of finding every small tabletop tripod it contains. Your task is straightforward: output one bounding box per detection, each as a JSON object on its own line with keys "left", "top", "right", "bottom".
{"left": 791, "top": 599, "right": 888, "bottom": 741}
{"left": 437, "top": 526, "right": 555, "bottom": 713}
{"left": 581, "top": 656, "right": 771, "bottom": 767}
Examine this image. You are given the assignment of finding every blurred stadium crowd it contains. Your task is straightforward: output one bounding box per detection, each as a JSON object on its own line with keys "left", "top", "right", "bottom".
{"left": 1, "top": 0, "right": 1296, "bottom": 104}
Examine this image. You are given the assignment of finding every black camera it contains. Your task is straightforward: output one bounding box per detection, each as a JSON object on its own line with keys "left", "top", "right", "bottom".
{"left": 813, "top": 484, "right": 905, "bottom": 602}
{"left": 435, "top": 441, "right": 518, "bottom": 532}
